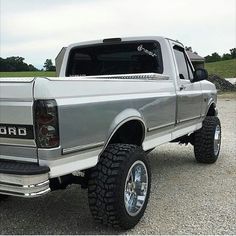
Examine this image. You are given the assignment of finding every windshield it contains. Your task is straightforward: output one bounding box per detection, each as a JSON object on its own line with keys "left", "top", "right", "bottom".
{"left": 66, "top": 41, "right": 163, "bottom": 76}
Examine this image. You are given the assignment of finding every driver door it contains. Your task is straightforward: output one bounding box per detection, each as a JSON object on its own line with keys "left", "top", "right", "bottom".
{"left": 173, "top": 45, "right": 202, "bottom": 124}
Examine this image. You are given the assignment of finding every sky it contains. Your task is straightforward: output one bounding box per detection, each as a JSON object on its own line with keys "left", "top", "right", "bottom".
{"left": 0, "top": 0, "right": 235, "bottom": 69}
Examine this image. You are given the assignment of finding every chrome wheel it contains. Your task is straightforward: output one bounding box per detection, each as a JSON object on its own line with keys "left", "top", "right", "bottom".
{"left": 214, "top": 124, "right": 221, "bottom": 156}
{"left": 124, "top": 160, "right": 148, "bottom": 216}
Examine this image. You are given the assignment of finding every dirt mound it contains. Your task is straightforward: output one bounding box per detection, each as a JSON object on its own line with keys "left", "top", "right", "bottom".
{"left": 207, "top": 74, "right": 236, "bottom": 91}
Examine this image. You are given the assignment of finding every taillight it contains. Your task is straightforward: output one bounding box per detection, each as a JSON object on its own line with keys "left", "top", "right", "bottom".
{"left": 34, "top": 100, "right": 59, "bottom": 148}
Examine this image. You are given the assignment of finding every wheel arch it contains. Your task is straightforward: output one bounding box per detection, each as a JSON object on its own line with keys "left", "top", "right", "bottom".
{"left": 206, "top": 101, "right": 218, "bottom": 117}
{"left": 99, "top": 109, "right": 146, "bottom": 157}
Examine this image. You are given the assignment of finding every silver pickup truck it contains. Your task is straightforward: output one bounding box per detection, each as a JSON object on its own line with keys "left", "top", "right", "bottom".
{"left": 0, "top": 36, "right": 221, "bottom": 229}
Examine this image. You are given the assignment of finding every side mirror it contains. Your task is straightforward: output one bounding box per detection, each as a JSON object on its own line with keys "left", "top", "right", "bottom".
{"left": 193, "top": 68, "right": 208, "bottom": 82}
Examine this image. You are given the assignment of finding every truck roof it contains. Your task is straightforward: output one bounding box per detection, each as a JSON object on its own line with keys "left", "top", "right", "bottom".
{"left": 67, "top": 36, "right": 184, "bottom": 49}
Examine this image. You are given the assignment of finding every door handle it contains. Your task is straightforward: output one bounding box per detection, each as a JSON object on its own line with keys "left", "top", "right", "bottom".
{"left": 180, "top": 85, "right": 186, "bottom": 90}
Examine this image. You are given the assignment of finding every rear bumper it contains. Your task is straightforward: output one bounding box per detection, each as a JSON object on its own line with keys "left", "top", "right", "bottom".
{"left": 0, "top": 160, "right": 50, "bottom": 198}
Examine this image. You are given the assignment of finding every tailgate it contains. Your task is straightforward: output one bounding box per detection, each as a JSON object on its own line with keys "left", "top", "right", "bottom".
{"left": 0, "top": 77, "right": 37, "bottom": 162}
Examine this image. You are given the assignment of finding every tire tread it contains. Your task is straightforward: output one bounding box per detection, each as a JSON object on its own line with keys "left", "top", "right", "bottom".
{"left": 194, "top": 116, "right": 221, "bottom": 163}
{"left": 88, "top": 143, "right": 150, "bottom": 229}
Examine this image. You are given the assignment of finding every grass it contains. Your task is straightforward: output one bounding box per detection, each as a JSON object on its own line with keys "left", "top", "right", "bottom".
{"left": 0, "top": 71, "right": 56, "bottom": 77}
{"left": 205, "top": 59, "right": 236, "bottom": 78}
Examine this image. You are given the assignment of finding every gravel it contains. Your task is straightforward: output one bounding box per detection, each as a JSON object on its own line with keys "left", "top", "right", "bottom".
{"left": 0, "top": 95, "right": 236, "bottom": 235}
{"left": 207, "top": 75, "right": 236, "bottom": 91}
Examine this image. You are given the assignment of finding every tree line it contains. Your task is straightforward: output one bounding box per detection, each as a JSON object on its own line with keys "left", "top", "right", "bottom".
{"left": 185, "top": 47, "right": 236, "bottom": 63}
{"left": 0, "top": 57, "right": 38, "bottom": 72}
{"left": 0, "top": 57, "right": 56, "bottom": 72}
{"left": 205, "top": 48, "right": 236, "bottom": 63}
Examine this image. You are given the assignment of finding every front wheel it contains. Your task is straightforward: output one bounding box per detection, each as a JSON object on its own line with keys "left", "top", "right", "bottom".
{"left": 88, "top": 143, "right": 151, "bottom": 229}
{"left": 194, "top": 116, "right": 221, "bottom": 163}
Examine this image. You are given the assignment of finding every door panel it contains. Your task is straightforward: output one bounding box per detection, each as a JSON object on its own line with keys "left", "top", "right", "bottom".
{"left": 176, "top": 81, "right": 202, "bottom": 122}
{"left": 172, "top": 44, "right": 202, "bottom": 123}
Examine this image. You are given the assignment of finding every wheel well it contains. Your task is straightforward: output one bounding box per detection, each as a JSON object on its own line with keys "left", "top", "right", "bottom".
{"left": 207, "top": 103, "right": 216, "bottom": 116}
{"left": 108, "top": 120, "right": 145, "bottom": 146}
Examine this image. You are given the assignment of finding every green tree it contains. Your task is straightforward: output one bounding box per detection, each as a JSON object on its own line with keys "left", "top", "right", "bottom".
{"left": 28, "top": 64, "right": 38, "bottom": 71}
{"left": 222, "top": 53, "right": 232, "bottom": 60}
{"left": 43, "top": 59, "right": 55, "bottom": 71}
{"left": 0, "top": 56, "right": 38, "bottom": 72}
{"left": 205, "top": 52, "right": 222, "bottom": 63}
{"left": 211, "top": 52, "right": 221, "bottom": 61}
{"left": 229, "top": 48, "right": 236, "bottom": 59}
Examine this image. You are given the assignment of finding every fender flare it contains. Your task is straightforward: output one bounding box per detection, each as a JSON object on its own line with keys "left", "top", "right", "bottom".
{"left": 205, "top": 99, "right": 217, "bottom": 117}
{"left": 99, "top": 109, "right": 146, "bottom": 156}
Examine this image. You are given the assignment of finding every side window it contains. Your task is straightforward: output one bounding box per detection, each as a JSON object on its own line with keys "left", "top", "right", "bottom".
{"left": 173, "top": 46, "right": 190, "bottom": 80}
{"left": 186, "top": 58, "right": 194, "bottom": 80}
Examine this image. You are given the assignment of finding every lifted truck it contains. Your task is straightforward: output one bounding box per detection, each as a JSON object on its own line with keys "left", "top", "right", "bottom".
{"left": 0, "top": 36, "right": 221, "bottom": 229}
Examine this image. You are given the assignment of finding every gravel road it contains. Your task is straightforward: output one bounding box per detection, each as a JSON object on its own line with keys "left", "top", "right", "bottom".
{"left": 0, "top": 95, "right": 235, "bottom": 235}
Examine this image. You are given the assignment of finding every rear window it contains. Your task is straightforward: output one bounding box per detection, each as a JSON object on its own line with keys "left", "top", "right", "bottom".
{"left": 66, "top": 41, "right": 163, "bottom": 76}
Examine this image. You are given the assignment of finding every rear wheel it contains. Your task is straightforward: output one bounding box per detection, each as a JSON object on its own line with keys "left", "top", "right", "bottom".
{"left": 88, "top": 143, "right": 151, "bottom": 229}
{"left": 194, "top": 116, "right": 221, "bottom": 163}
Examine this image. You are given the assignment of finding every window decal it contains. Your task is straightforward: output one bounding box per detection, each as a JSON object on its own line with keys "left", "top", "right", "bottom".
{"left": 137, "top": 44, "right": 157, "bottom": 57}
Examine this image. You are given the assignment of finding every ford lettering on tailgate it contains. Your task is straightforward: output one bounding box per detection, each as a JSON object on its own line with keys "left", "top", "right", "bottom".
{"left": 0, "top": 124, "right": 34, "bottom": 139}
